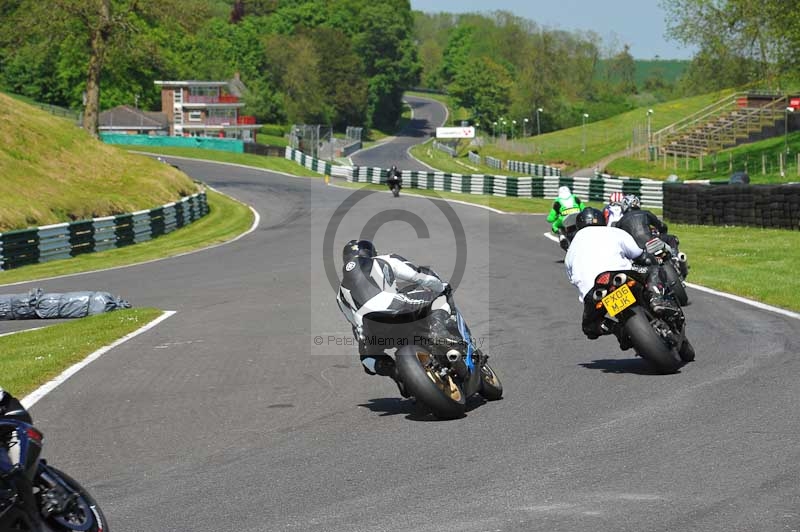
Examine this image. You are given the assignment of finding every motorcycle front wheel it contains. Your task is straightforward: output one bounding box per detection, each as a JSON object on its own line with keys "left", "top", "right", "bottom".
{"left": 37, "top": 465, "right": 108, "bottom": 532}
{"left": 622, "top": 306, "right": 683, "bottom": 374}
{"left": 479, "top": 363, "right": 503, "bottom": 401}
{"left": 395, "top": 346, "right": 466, "bottom": 420}
{"left": 663, "top": 261, "right": 689, "bottom": 306}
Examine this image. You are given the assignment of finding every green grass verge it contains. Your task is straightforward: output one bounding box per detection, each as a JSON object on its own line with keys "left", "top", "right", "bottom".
{"left": 407, "top": 90, "right": 736, "bottom": 174}
{"left": 674, "top": 224, "right": 800, "bottom": 311}
{"left": 409, "top": 141, "right": 533, "bottom": 177}
{"left": 0, "top": 188, "right": 254, "bottom": 286}
{"left": 0, "top": 308, "right": 164, "bottom": 397}
{"left": 122, "top": 146, "right": 322, "bottom": 177}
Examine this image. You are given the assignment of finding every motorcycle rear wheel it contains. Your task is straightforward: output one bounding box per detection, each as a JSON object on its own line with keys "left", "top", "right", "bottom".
{"left": 395, "top": 346, "right": 466, "bottom": 419}
{"left": 663, "top": 262, "right": 689, "bottom": 306}
{"left": 38, "top": 465, "right": 107, "bottom": 532}
{"left": 623, "top": 307, "right": 682, "bottom": 374}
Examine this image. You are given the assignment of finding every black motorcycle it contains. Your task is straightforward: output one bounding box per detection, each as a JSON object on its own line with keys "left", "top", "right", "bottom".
{"left": 363, "top": 280, "right": 502, "bottom": 419}
{"left": 387, "top": 174, "right": 402, "bottom": 198}
{"left": 0, "top": 418, "right": 107, "bottom": 531}
{"left": 588, "top": 264, "right": 695, "bottom": 374}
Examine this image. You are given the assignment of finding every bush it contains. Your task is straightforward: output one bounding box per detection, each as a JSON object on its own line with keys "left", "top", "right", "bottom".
{"left": 259, "top": 124, "right": 288, "bottom": 137}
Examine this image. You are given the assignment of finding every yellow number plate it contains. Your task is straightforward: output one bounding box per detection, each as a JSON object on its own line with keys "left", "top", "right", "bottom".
{"left": 601, "top": 284, "right": 636, "bottom": 316}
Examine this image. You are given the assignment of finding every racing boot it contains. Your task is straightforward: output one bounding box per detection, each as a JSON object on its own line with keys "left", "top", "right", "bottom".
{"left": 373, "top": 356, "right": 409, "bottom": 398}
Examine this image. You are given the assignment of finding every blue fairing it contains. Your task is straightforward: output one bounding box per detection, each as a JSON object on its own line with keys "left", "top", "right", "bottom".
{"left": 455, "top": 310, "right": 475, "bottom": 373}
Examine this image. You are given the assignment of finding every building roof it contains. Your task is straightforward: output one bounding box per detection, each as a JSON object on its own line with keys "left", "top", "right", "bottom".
{"left": 154, "top": 80, "right": 228, "bottom": 88}
{"left": 98, "top": 105, "right": 168, "bottom": 130}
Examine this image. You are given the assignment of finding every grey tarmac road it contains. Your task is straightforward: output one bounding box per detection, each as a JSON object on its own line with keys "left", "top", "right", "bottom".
{"left": 351, "top": 95, "right": 445, "bottom": 171}
{"left": 4, "top": 98, "right": 800, "bottom": 532}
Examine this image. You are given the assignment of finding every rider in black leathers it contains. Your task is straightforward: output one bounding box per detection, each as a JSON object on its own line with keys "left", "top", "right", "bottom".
{"left": 386, "top": 165, "right": 401, "bottom": 190}
{"left": 615, "top": 198, "right": 669, "bottom": 248}
{"left": 617, "top": 195, "right": 684, "bottom": 268}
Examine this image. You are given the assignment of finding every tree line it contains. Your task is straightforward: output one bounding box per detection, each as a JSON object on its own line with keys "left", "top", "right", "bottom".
{"left": 0, "top": 0, "right": 797, "bottom": 138}
{"left": 0, "top": 0, "right": 419, "bottom": 136}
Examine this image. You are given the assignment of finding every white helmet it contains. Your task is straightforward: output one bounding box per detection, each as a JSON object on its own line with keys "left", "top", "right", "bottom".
{"left": 557, "top": 186, "right": 572, "bottom": 200}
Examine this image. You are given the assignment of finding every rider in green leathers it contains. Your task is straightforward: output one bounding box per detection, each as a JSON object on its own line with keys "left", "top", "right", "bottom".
{"left": 547, "top": 186, "right": 586, "bottom": 234}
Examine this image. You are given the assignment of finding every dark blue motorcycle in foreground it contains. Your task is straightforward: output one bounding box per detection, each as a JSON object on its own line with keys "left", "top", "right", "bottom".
{"left": 0, "top": 418, "right": 107, "bottom": 531}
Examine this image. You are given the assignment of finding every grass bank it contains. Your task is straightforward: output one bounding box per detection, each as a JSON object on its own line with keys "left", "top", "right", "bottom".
{"left": 1, "top": 308, "right": 164, "bottom": 397}
{"left": 0, "top": 93, "right": 199, "bottom": 232}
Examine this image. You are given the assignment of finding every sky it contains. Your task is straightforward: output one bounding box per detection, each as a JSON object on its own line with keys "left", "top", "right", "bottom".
{"left": 409, "top": 0, "right": 697, "bottom": 60}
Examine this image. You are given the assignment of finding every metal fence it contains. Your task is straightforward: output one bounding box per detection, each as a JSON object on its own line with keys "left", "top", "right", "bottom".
{"left": 285, "top": 147, "right": 664, "bottom": 208}
{"left": 0, "top": 191, "right": 208, "bottom": 270}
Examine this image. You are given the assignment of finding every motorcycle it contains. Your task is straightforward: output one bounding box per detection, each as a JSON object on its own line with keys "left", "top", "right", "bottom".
{"left": 557, "top": 212, "right": 579, "bottom": 252}
{"left": 0, "top": 418, "right": 107, "bottom": 531}
{"left": 387, "top": 175, "right": 402, "bottom": 198}
{"left": 647, "top": 235, "right": 690, "bottom": 306}
{"left": 363, "top": 277, "right": 502, "bottom": 420}
{"left": 588, "top": 261, "right": 695, "bottom": 374}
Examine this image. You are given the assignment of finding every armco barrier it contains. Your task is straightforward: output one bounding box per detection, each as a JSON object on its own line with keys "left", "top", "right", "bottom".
{"left": 0, "top": 191, "right": 208, "bottom": 271}
{"left": 285, "top": 147, "right": 664, "bottom": 208}
{"left": 506, "top": 159, "right": 562, "bottom": 177}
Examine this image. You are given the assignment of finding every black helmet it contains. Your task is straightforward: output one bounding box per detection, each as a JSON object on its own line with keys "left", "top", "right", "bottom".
{"left": 343, "top": 239, "right": 377, "bottom": 264}
{"left": 575, "top": 207, "right": 604, "bottom": 230}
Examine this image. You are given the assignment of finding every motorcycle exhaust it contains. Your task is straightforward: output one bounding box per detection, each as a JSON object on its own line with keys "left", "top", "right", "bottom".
{"left": 592, "top": 288, "right": 608, "bottom": 302}
{"left": 677, "top": 252, "right": 687, "bottom": 262}
{"left": 446, "top": 349, "right": 462, "bottom": 363}
{"left": 612, "top": 273, "right": 627, "bottom": 286}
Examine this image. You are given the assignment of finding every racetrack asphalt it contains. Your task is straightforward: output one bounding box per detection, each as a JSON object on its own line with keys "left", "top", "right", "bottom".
{"left": 5, "top": 97, "right": 800, "bottom": 532}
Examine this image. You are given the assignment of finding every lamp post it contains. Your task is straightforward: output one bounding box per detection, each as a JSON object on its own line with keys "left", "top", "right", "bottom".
{"left": 536, "top": 108, "right": 543, "bottom": 136}
{"left": 523, "top": 117, "right": 529, "bottom": 137}
{"left": 511, "top": 119, "right": 517, "bottom": 140}
{"left": 785, "top": 106, "right": 794, "bottom": 154}
{"left": 646, "top": 108, "right": 654, "bottom": 160}
{"left": 501, "top": 118, "right": 506, "bottom": 138}
{"left": 492, "top": 121, "right": 497, "bottom": 141}
{"left": 581, "top": 113, "right": 589, "bottom": 153}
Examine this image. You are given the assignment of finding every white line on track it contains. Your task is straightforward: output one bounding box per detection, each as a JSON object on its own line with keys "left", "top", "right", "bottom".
{"left": 684, "top": 283, "right": 800, "bottom": 320}
{"left": 21, "top": 310, "right": 177, "bottom": 408}
{"left": 0, "top": 327, "right": 47, "bottom": 338}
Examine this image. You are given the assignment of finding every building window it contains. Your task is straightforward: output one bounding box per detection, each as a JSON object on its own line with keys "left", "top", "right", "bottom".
{"left": 188, "top": 111, "right": 202, "bottom": 122}
{"left": 189, "top": 86, "right": 219, "bottom": 98}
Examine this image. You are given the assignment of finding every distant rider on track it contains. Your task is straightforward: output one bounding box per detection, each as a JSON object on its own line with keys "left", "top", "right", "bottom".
{"left": 547, "top": 185, "right": 585, "bottom": 234}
